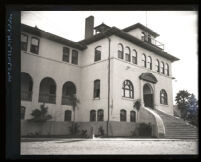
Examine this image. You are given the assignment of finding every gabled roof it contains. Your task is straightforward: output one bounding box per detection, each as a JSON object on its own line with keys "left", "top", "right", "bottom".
{"left": 21, "top": 24, "right": 86, "bottom": 50}
{"left": 79, "top": 27, "right": 179, "bottom": 62}
{"left": 94, "top": 23, "right": 111, "bottom": 32}
{"left": 122, "top": 23, "right": 160, "bottom": 37}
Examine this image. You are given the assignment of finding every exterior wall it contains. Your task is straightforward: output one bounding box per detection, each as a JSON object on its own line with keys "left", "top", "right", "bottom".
{"left": 21, "top": 29, "right": 174, "bottom": 126}
{"left": 109, "top": 35, "right": 174, "bottom": 121}
{"left": 21, "top": 38, "right": 82, "bottom": 121}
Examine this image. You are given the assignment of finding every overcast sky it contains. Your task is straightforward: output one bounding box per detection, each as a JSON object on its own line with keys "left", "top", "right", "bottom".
{"left": 21, "top": 11, "right": 198, "bottom": 103}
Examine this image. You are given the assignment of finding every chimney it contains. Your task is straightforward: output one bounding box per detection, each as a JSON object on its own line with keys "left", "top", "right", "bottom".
{"left": 85, "top": 16, "right": 94, "bottom": 39}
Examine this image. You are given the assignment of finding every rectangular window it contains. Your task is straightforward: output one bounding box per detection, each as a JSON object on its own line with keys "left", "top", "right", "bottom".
{"left": 72, "top": 50, "right": 78, "bottom": 65}
{"left": 95, "top": 50, "right": 101, "bottom": 62}
{"left": 94, "top": 80, "right": 100, "bottom": 98}
{"left": 21, "top": 34, "right": 28, "bottom": 51}
{"left": 30, "top": 37, "right": 39, "bottom": 54}
{"left": 63, "top": 47, "right": 70, "bottom": 62}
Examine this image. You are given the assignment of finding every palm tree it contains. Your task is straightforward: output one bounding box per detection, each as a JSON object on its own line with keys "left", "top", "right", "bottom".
{"left": 68, "top": 94, "right": 80, "bottom": 135}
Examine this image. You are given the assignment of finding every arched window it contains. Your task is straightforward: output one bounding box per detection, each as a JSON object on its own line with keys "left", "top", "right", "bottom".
{"left": 160, "top": 89, "right": 168, "bottom": 105}
{"left": 94, "top": 79, "right": 100, "bottom": 98}
{"left": 90, "top": 110, "right": 96, "bottom": 121}
{"left": 97, "top": 109, "right": 104, "bottom": 121}
{"left": 156, "top": 59, "right": 160, "bottom": 72}
{"left": 122, "top": 80, "right": 134, "bottom": 99}
{"left": 125, "top": 46, "right": 131, "bottom": 62}
{"left": 118, "top": 43, "right": 124, "bottom": 59}
{"left": 30, "top": 37, "right": 39, "bottom": 54}
{"left": 39, "top": 77, "right": 56, "bottom": 104}
{"left": 132, "top": 49, "right": 137, "bottom": 64}
{"left": 64, "top": 110, "right": 72, "bottom": 121}
{"left": 130, "top": 111, "right": 136, "bottom": 122}
{"left": 147, "top": 56, "right": 152, "bottom": 70}
{"left": 21, "top": 72, "right": 33, "bottom": 101}
{"left": 62, "top": 81, "right": 76, "bottom": 105}
{"left": 94, "top": 46, "right": 101, "bottom": 62}
{"left": 21, "top": 106, "right": 26, "bottom": 120}
{"left": 21, "top": 33, "right": 28, "bottom": 51}
{"left": 142, "top": 54, "right": 146, "bottom": 67}
{"left": 160, "top": 62, "right": 165, "bottom": 74}
{"left": 120, "top": 109, "right": 127, "bottom": 121}
{"left": 165, "top": 63, "right": 169, "bottom": 76}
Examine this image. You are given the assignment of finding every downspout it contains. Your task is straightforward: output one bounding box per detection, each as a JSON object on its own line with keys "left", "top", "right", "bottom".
{"left": 107, "top": 37, "right": 111, "bottom": 137}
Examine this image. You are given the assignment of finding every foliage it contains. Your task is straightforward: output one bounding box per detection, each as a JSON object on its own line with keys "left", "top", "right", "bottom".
{"left": 132, "top": 122, "right": 152, "bottom": 137}
{"left": 175, "top": 90, "right": 198, "bottom": 126}
{"left": 134, "top": 99, "right": 141, "bottom": 111}
{"left": 80, "top": 129, "right": 88, "bottom": 138}
{"left": 28, "top": 103, "right": 52, "bottom": 122}
{"left": 69, "top": 123, "right": 80, "bottom": 136}
{"left": 98, "top": 126, "right": 105, "bottom": 136}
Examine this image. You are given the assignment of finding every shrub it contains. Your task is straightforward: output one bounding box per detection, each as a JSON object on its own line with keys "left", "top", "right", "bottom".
{"left": 132, "top": 122, "right": 152, "bottom": 137}
{"left": 98, "top": 126, "right": 105, "bottom": 136}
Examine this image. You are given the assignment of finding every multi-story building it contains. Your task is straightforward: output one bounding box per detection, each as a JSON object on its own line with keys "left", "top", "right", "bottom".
{"left": 21, "top": 16, "right": 181, "bottom": 137}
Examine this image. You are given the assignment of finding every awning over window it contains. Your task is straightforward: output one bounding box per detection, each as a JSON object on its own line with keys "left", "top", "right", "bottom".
{"left": 139, "top": 73, "right": 158, "bottom": 84}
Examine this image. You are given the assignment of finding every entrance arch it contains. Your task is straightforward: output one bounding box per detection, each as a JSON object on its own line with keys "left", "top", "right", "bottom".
{"left": 143, "top": 83, "right": 154, "bottom": 109}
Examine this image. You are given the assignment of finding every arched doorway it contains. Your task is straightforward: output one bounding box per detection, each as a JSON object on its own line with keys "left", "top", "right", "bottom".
{"left": 143, "top": 83, "right": 154, "bottom": 109}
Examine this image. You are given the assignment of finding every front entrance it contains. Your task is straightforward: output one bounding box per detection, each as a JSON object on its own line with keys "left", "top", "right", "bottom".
{"left": 143, "top": 84, "right": 154, "bottom": 109}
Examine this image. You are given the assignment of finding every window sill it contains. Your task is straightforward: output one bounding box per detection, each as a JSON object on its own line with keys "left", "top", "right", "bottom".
{"left": 93, "top": 98, "right": 100, "bottom": 100}
{"left": 160, "top": 104, "right": 169, "bottom": 107}
{"left": 122, "top": 97, "right": 134, "bottom": 101}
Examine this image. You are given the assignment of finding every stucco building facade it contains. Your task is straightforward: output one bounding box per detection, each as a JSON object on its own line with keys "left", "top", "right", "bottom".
{"left": 21, "top": 16, "right": 180, "bottom": 137}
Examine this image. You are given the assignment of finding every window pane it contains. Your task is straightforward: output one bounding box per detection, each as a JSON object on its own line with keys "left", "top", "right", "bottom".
{"left": 21, "top": 34, "right": 28, "bottom": 42}
{"left": 72, "top": 50, "right": 78, "bottom": 64}
{"left": 95, "top": 50, "right": 101, "bottom": 61}
{"left": 32, "top": 38, "right": 39, "bottom": 45}
{"left": 63, "top": 47, "right": 70, "bottom": 62}
{"left": 98, "top": 110, "right": 103, "bottom": 121}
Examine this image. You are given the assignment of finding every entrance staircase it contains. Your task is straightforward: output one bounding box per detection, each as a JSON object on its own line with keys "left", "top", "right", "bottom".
{"left": 155, "top": 109, "right": 198, "bottom": 139}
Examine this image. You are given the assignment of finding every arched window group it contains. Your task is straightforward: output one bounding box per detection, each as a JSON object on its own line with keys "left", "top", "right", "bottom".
{"left": 155, "top": 59, "right": 169, "bottom": 76}
{"left": 90, "top": 109, "right": 104, "bottom": 121}
{"left": 160, "top": 89, "right": 168, "bottom": 105}
{"left": 117, "top": 43, "right": 138, "bottom": 64}
{"left": 122, "top": 80, "right": 134, "bottom": 99}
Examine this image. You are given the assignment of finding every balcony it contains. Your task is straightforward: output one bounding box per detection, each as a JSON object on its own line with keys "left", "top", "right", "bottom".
{"left": 39, "top": 93, "right": 56, "bottom": 104}
{"left": 141, "top": 36, "right": 164, "bottom": 50}
{"left": 21, "top": 90, "right": 32, "bottom": 101}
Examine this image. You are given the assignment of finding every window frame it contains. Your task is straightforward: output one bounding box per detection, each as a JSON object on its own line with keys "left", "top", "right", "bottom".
{"left": 130, "top": 110, "right": 136, "bottom": 122}
{"left": 161, "top": 61, "right": 165, "bottom": 74}
{"left": 64, "top": 110, "right": 72, "bottom": 121}
{"left": 120, "top": 109, "right": 127, "bottom": 122}
{"left": 97, "top": 109, "right": 104, "bottom": 121}
{"left": 72, "top": 49, "right": 78, "bottom": 65}
{"left": 93, "top": 79, "right": 100, "bottom": 99}
{"left": 118, "top": 43, "right": 124, "bottom": 59}
{"left": 147, "top": 56, "right": 152, "bottom": 70}
{"left": 160, "top": 89, "right": 168, "bottom": 105}
{"left": 21, "top": 33, "right": 28, "bottom": 51}
{"left": 142, "top": 54, "right": 146, "bottom": 68}
{"left": 122, "top": 80, "right": 134, "bottom": 99}
{"left": 90, "top": 110, "right": 96, "bottom": 121}
{"left": 132, "top": 49, "right": 137, "bottom": 64}
{"left": 30, "top": 36, "right": 40, "bottom": 54}
{"left": 94, "top": 46, "right": 101, "bottom": 62}
{"left": 156, "top": 59, "right": 160, "bottom": 72}
{"left": 63, "top": 47, "right": 70, "bottom": 62}
{"left": 125, "top": 46, "right": 131, "bottom": 62}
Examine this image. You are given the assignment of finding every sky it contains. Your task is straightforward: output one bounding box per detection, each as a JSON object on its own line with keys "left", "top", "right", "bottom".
{"left": 21, "top": 11, "right": 198, "bottom": 103}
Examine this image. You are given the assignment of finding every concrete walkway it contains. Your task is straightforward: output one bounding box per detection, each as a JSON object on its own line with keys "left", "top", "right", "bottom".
{"left": 21, "top": 138, "right": 198, "bottom": 155}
